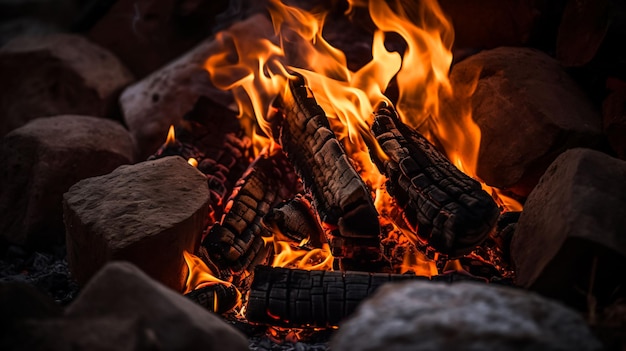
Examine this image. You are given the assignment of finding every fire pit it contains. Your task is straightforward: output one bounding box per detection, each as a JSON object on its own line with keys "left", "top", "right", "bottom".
{"left": 1, "top": 0, "right": 626, "bottom": 349}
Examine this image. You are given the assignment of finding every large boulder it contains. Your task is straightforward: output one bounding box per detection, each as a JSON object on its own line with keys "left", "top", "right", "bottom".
{"left": 63, "top": 156, "right": 209, "bottom": 291}
{"left": 1, "top": 262, "right": 249, "bottom": 351}
{"left": 0, "top": 34, "right": 134, "bottom": 136}
{"left": 332, "top": 281, "right": 601, "bottom": 351}
{"left": 0, "top": 115, "right": 135, "bottom": 248}
{"left": 447, "top": 47, "right": 603, "bottom": 197}
{"left": 511, "top": 148, "right": 626, "bottom": 309}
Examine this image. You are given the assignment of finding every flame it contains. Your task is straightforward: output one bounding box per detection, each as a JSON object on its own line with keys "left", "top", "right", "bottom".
{"left": 263, "top": 236, "right": 333, "bottom": 271}
{"left": 203, "top": 0, "right": 521, "bottom": 276}
{"left": 187, "top": 157, "right": 198, "bottom": 167}
{"left": 165, "top": 124, "right": 176, "bottom": 146}
{"left": 182, "top": 251, "right": 241, "bottom": 310}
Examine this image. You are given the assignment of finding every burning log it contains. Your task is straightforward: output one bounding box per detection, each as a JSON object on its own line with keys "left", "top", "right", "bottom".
{"left": 246, "top": 265, "right": 487, "bottom": 327}
{"left": 200, "top": 148, "right": 301, "bottom": 281}
{"left": 184, "top": 283, "right": 241, "bottom": 315}
{"left": 371, "top": 102, "right": 499, "bottom": 257}
{"left": 272, "top": 73, "right": 380, "bottom": 260}
{"left": 263, "top": 195, "right": 326, "bottom": 250}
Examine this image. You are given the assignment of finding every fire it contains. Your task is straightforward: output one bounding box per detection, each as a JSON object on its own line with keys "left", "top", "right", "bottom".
{"left": 165, "top": 124, "right": 176, "bottom": 146}
{"left": 201, "top": 0, "right": 521, "bottom": 277}
{"left": 182, "top": 250, "right": 241, "bottom": 311}
{"left": 187, "top": 157, "right": 198, "bottom": 167}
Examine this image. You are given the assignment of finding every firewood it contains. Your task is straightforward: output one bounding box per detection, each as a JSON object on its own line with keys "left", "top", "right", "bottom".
{"left": 246, "top": 265, "right": 486, "bottom": 327}
{"left": 200, "top": 148, "right": 301, "bottom": 281}
{"left": 370, "top": 102, "right": 499, "bottom": 257}
{"left": 272, "top": 73, "right": 380, "bottom": 259}
{"left": 184, "top": 283, "right": 240, "bottom": 315}
{"left": 263, "top": 194, "right": 326, "bottom": 250}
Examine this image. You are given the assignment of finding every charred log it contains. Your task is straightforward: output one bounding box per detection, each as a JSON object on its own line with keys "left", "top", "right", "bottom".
{"left": 246, "top": 266, "right": 487, "bottom": 327}
{"left": 272, "top": 73, "right": 380, "bottom": 259}
{"left": 184, "top": 283, "right": 240, "bottom": 314}
{"left": 201, "top": 148, "right": 301, "bottom": 281}
{"left": 263, "top": 195, "right": 326, "bottom": 250}
{"left": 150, "top": 96, "right": 253, "bottom": 224}
{"left": 370, "top": 102, "right": 499, "bottom": 257}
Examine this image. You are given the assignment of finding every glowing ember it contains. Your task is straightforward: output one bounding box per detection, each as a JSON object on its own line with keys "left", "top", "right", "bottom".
{"left": 187, "top": 157, "right": 198, "bottom": 167}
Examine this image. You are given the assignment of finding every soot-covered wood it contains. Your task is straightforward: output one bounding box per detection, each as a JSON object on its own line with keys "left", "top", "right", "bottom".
{"left": 263, "top": 195, "right": 326, "bottom": 250}
{"left": 246, "top": 266, "right": 488, "bottom": 327}
{"left": 184, "top": 283, "right": 240, "bottom": 315}
{"left": 200, "top": 148, "right": 301, "bottom": 281}
{"left": 370, "top": 102, "right": 499, "bottom": 257}
{"left": 272, "top": 73, "right": 380, "bottom": 259}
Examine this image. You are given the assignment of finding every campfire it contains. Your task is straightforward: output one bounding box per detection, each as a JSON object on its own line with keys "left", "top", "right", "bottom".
{"left": 2, "top": 0, "right": 625, "bottom": 349}
{"left": 141, "top": 0, "right": 520, "bottom": 328}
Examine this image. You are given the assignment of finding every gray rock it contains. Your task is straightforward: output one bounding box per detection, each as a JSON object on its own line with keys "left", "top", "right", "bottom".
{"left": 511, "top": 148, "right": 626, "bottom": 309}
{"left": 119, "top": 14, "right": 273, "bottom": 158}
{"left": 332, "top": 281, "right": 601, "bottom": 351}
{"left": 63, "top": 156, "right": 209, "bottom": 291}
{"left": 0, "top": 33, "right": 134, "bottom": 136}
{"left": 0, "top": 115, "right": 134, "bottom": 248}
{"left": 447, "top": 47, "right": 602, "bottom": 197}
{"left": 2, "top": 262, "right": 249, "bottom": 351}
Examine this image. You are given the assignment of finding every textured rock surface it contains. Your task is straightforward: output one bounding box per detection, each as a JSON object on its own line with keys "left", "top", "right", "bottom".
{"left": 88, "top": 0, "right": 230, "bottom": 78}
{"left": 0, "top": 115, "right": 134, "bottom": 248}
{"left": 447, "top": 47, "right": 602, "bottom": 197}
{"left": 603, "top": 88, "right": 626, "bottom": 160}
{"left": 120, "top": 14, "right": 272, "bottom": 158}
{"left": 511, "top": 148, "right": 626, "bottom": 309}
{"left": 332, "top": 281, "right": 601, "bottom": 351}
{"left": 0, "top": 34, "right": 133, "bottom": 136}
{"left": 1, "top": 262, "right": 249, "bottom": 351}
{"left": 63, "top": 156, "right": 209, "bottom": 291}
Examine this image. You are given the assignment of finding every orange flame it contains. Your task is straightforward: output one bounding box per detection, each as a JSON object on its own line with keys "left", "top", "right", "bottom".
{"left": 182, "top": 251, "right": 241, "bottom": 311}
{"left": 263, "top": 236, "right": 334, "bottom": 271}
{"left": 165, "top": 125, "right": 176, "bottom": 146}
{"left": 187, "top": 157, "right": 198, "bottom": 167}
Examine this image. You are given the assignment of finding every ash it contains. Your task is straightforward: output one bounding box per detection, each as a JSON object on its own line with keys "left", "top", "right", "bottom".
{"left": 249, "top": 337, "right": 328, "bottom": 351}
{"left": 0, "top": 244, "right": 78, "bottom": 305}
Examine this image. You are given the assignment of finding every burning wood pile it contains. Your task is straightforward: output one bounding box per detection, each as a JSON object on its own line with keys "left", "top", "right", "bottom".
{"left": 1, "top": 0, "right": 626, "bottom": 349}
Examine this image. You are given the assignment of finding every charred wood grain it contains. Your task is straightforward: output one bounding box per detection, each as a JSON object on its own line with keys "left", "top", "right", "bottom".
{"left": 246, "top": 266, "right": 486, "bottom": 327}
{"left": 263, "top": 195, "right": 326, "bottom": 250}
{"left": 371, "top": 102, "right": 499, "bottom": 257}
{"left": 150, "top": 97, "right": 253, "bottom": 223}
{"left": 201, "top": 149, "right": 301, "bottom": 281}
{"left": 272, "top": 73, "right": 380, "bottom": 257}
{"left": 184, "top": 283, "right": 240, "bottom": 314}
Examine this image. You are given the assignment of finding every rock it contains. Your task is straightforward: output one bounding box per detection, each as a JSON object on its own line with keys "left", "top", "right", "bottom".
{"left": 448, "top": 47, "right": 603, "bottom": 197}
{"left": 87, "top": 0, "right": 230, "bottom": 78}
{"left": 511, "top": 148, "right": 626, "bottom": 310}
{"left": 439, "top": 0, "right": 537, "bottom": 49}
{"left": 120, "top": 14, "right": 273, "bottom": 158}
{"left": 603, "top": 88, "right": 626, "bottom": 160}
{"left": 331, "top": 281, "right": 601, "bottom": 351}
{"left": 0, "top": 115, "right": 134, "bottom": 248}
{"left": 1, "top": 262, "right": 249, "bottom": 351}
{"left": 0, "top": 33, "right": 134, "bottom": 136}
{"left": 63, "top": 156, "right": 209, "bottom": 291}
{"left": 0, "top": 282, "right": 62, "bottom": 329}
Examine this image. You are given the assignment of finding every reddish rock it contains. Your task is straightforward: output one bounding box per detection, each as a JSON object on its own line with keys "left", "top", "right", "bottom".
{"left": 120, "top": 14, "right": 273, "bottom": 158}
{"left": 0, "top": 115, "right": 134, "bottom": 248}
{"left": 448, "top": 47, "right": 603, "bottom": 197}
{"left": 1, "top": 262, "right": 249, "bottom": 351}
{"left": 0, "top": 34, "right": 134, "bottom": 136}
{"left": 511, "top": 148, "right": 626, "bottom": 310}
{"left": 332, "top": 281, "right": 601, "bottom": 351}
{"left": 63, "top": 156, "right": 209, "bottom": 292}
{"left": 88, "top": 0, "right": 230, "bottom": 78}
{"left": 602, "top": 88, "right": 626, "bottom": 160}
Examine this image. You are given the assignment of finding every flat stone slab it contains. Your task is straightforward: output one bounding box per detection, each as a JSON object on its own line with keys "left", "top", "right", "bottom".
{"left": 63, "top": 156, "right": 209, "bottom": 291}
{"left": 332, "top": 281, "right": 601, "bottom": 351}
{"left": 511, "top": 148, "right": 626, "bottom": 309}
{"left": 0, "top": 33, "right": 133, "bottom": 136}
{"left": 0, "top": 115, "right": 134, "bottom": 248}
{"left": 447, "top": 47, "right": 602, "bottom": 197}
